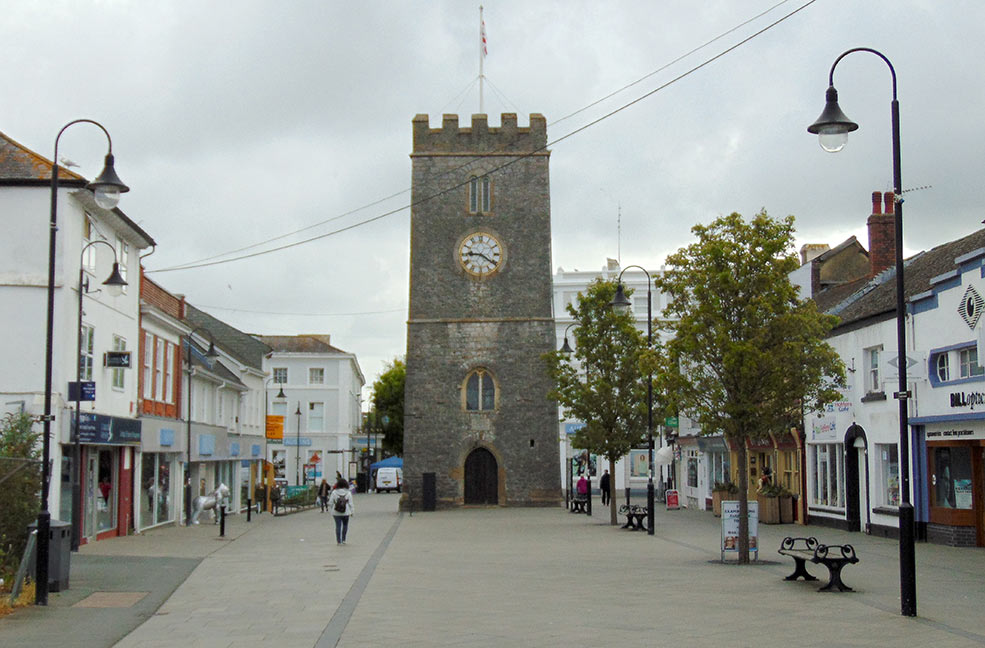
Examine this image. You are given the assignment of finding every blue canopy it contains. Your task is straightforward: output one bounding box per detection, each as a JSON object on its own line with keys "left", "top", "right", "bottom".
{"left": 370, "top": 456, "right": 403, "bottom": 470}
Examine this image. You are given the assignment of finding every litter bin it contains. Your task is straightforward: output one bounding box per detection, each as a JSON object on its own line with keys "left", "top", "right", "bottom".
{"left": 422, "top": 472, "right": 436, "bottom": 511}
{"left": 28, "top": 519, "right": 72, "bottom": 592}
{"left": 355, "top": 472, "right": 368, "bottom": 493}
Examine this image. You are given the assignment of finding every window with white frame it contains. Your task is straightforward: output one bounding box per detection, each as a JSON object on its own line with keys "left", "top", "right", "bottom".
{"left": 273, "top": 367, "right": 288, "bottom": 384}
{"left": 959, "top": 347, "right": 984, "bottom": 378}
{"left": 309, "top": 367, "right": 324, "bottom": 384}
{"left": 111, "top": 335, "right": 126, "bottom": 389}
{"left": 810, "top": 443, "right": 845, "bottom": 509}
{"left": 936, "top": 352, "right": 950, "bottom": 382}
{"left": 309, "top": 402, "right": 324, "bottom": 432}
{"left": 708, "top": 450, "right": 730, "bottom": 486}
{"left": 143, "top": 332, "right": 153, "bottom": 399}
{"left": 875, "top": 443, "right": 899, "bottom": 507}
{"left": 116, "top": 237, "right": 129, "bottom": 293}
{"left": 165, "top": 342, "right": 175, "bottom": 403}
{"left": 80, "top": 324, "right": 95, "bottom": 381}
{"left": 217, "top": 389, "right": 225, "bottom": 424}
{"left": 864, "top": 346, "right": 882, "bottom": 393}
{"left": 82, "top": 215, "right": 96, "bottom": 272}
{"left": 155, "top": 339, "right": 165, "bottom": 401}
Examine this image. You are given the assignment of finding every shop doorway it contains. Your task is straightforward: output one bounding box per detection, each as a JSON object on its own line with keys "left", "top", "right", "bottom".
{"left": 844, "top": 425, "right": 867, "bottom": 533}
{"left": 84, "top": 448, "right": 116, "bottom": 540}
{"left": 464, "top": 447, "right": 498, "bottom": 505}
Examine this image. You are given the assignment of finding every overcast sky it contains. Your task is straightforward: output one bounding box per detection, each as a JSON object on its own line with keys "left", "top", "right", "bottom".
{"left": 4, "top": 0, "right": 983, "bottom": 402}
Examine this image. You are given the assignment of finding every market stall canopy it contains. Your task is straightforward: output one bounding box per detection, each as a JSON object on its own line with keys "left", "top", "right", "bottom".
{"left": 370, "top": 456, "right": 403, "bottom": 470}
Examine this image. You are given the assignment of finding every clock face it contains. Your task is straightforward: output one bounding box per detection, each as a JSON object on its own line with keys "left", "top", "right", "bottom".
{"left": 459, "top": 232, "right": 503, "bottom": 276}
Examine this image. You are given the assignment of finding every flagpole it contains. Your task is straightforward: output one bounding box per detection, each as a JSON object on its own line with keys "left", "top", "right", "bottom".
{"left": 479, "top": 5, "right": 485, "bottom": 114}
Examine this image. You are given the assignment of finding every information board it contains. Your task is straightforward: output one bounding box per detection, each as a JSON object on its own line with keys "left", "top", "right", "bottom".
{"left": 721, "top": 500, "right": 759, "bottom": 560}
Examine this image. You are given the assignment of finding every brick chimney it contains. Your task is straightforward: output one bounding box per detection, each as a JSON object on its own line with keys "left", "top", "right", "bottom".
{"left": 867, "top": 191, "right": 896, "bottom": 277}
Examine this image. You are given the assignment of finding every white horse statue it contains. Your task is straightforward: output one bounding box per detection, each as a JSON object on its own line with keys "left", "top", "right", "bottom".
{"left": 191, "top": 483, "right": 231, "bottom": 525}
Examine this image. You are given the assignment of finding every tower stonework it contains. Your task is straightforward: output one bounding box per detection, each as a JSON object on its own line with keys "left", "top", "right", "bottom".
{"left": 402, "top": 113, "right": 560, "bottom": 509}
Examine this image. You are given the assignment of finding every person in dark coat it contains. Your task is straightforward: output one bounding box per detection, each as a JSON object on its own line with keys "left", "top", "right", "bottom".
{"left": 599, "top": 469, "right": 611, "bottom": 506}
{"left": 318, "top": 478, "right": 331, "bottom": 512}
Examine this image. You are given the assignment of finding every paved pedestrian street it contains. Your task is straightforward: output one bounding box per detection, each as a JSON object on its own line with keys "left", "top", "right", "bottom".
{"left": 1, "top": 494, "right": 983, "bottom": 647}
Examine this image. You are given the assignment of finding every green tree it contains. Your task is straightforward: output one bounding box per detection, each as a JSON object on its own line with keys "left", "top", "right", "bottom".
{"left": 0, "top": 412, "right": 41, "bottom": 583}
{"left": 544, "top": 279, "right": 649, "bottom": 525}
{"left": 652, "top": 211, "right": 845, "bottom": 563}
{"left": 370, "top": 358, "right": 405, "bottom": 455}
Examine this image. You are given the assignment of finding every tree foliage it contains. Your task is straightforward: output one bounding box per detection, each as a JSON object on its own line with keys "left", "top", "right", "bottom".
{"left": 651, "top": 211, "right": 845, "bottom": 562}
{"left": 370, "top": 358, "right": 405, "bottom": 455}
{"left": 544, "top": 279, "right": 649, "bottom": 524}
{"left": 0, "top": 412, "right": 41, "bottom": 583}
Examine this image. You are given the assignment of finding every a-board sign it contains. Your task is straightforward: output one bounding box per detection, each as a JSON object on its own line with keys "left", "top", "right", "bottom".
{"left": 665, "top": 489, "right": 680, "bottom": 510}
{"left": 721, "top": 500, "right": 759, "bottom": 560}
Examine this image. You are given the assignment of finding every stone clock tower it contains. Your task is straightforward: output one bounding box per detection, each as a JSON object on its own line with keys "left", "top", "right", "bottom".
{"left": 402, "top": 113, "right": 560, "bottom": 509}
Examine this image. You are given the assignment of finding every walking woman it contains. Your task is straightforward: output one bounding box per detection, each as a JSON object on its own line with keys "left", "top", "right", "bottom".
{"left": 318, "top": 478, "right": 331, "bottom": 512}
{"left": 328, "top": 478, "right": 354, "bottom": 545}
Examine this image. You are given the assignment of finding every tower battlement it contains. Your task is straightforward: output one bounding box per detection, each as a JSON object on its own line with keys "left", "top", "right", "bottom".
{"left": 412, "top": 113, "right": 547, "bottom": 154}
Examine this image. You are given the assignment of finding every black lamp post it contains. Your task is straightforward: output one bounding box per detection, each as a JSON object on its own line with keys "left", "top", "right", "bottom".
{"left": 295, "top": 403, "right": 303, "bottom": 485}
{"left": 71, "top": 241, "right": 126, "bottom": 552}
{"left": 610, "top": 266, "right": 655, "bottom": 536}
{"left": 184, "top": 328, "right": 219, "bottom": 526}
{"left": 558, "top": 323, "right": 593, "bottom": 515}
{"left": 808, "top": 47, "right": 916, "bottom": 617}
{"left": 37, "top": 119, "right": 128, "bottom": 605}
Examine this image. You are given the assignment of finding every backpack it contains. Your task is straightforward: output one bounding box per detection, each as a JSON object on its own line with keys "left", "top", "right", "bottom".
{"left": 334, "top": 492, "right": 348, "bottom": 513}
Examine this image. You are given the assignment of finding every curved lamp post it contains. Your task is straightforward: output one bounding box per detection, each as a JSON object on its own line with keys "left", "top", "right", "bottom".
{"left": 610, "top": 266, "right": 655, "bottom": 536}
{"left": 184, "top": 328, "right": 219, "bottom": 526}
{"left": 71, "top": 241, "right": 127, "bottom": 552}
{"left": 37, "top": 119, "right": 128, "bottom": 605}
{"left": 295, "top": 402, "right": 303, "bottom": 485}
{"left": 260, "top": 377, "right": 285, "bottom": 511}
{"left": 808, "top": 47, "right": 916, "bottom": 617}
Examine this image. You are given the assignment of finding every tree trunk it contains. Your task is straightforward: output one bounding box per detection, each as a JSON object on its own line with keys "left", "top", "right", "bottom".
{"left": 736, "top": 440, "right": 750, "bottom": 564}
{"left": 608, "top": 457, "right": 618, "bottom": 525}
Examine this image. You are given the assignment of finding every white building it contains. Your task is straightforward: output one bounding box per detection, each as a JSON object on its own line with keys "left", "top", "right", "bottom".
{"left": 803, "top": 192, "right": 985, "bottom": 547}
{"left": 553, "top": 260, "right": 711, "bottom": 504}
{"left": 1, "top": 130, "right": 153, "bottom": 543}
{"left": 259, "top": 335, "right": 364, "bottom": 488}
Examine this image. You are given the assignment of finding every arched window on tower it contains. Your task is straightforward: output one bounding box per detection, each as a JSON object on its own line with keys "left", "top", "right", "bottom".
{"left": 464, "top": 368, "right": 496, "bottom": 411}
{"left": 468, "top": 175, "right": 492, "bottom": 214}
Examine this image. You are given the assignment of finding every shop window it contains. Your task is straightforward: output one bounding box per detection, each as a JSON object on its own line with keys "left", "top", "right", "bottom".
{"left": 810, "top": 443, "right": 845, "bottom": 509}
{"left": 687, "top": 457, "right": 698, "bottom": 488}
{"left": 875, "top": 443, "right": 899, "bottom": 507}
{"left": 464, "top": 368, "right": 496, "bottom": 411}
{"left": 932, "top": 446, "right": 973, "bottom": 509}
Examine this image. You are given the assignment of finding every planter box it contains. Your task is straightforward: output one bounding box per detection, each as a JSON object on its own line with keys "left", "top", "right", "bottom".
{"left": 758, "top": 495, "right": 781, "bottom": 524}
{"left": 779, "top": 495, "right": 795, "bottom": 524}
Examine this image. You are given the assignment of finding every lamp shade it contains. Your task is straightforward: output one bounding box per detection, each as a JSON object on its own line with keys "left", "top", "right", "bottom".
{"left": 204, "top": 340, "right": 219, "bottom": 361}
{"left": 88, "top": 153, "right": 130, "bottom": 209}
{"left": 610, "top": 283, "right": 632, "bottom": 314}
{"left": 560, "top": 336, "right": 574, "bottom": 355}
{"left": 807, "top": 86, "right": 859, "bottom": 152}
{"left": 101, "top": 262, "right": 127, "bottom": 297}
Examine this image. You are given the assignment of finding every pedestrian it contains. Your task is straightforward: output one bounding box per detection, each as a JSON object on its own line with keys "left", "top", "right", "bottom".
{"left": 328, "top": 477, "right": 353, "bottom": 545}
{"left": 576, "top": 473, "right": 589, "bottom": 501}
{"left": 318, "top": 478, "right": 331, "bottom": 512}
{"left": 600, "top": 469, "right": 611, "bottom": 506}
{"left": 757, "top": 466, "right": 772, "bottom": 494}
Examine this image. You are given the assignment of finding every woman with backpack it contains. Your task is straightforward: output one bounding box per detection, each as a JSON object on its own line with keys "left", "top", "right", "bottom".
{"left": 328, "top": 478, "right": 354, "bottom": 545}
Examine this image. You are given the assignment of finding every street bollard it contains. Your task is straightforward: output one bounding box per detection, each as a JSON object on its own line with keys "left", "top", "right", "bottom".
{"left": 219, "top": 505, "right": 226, "bottom": 537}
{"left": 246, "top": 498, "right": 252, "bottom": 523}
{"left": 625, "top": 487, "right": 631, "bottom": 508}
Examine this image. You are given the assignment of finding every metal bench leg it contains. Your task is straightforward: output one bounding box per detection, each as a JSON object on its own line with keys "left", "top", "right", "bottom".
{"left": 785, "top": 558, "right": 819, "bottom": 582}
{"left": 818, "top": 562, "right": 852, "bottom": 592}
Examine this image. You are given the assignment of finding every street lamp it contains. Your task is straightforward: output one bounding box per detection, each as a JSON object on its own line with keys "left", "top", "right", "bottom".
{"left": 37, "top": 119, "right": 128, "bottom": 605}
{"left": 70, "top": 241, "right": 127, "bottom": 552}
{"left": 610, "top": 267, "right": 655, "bottom": 536}
{"left": 295, "top": 402, "right": 302, "bottom": 485}
{"left": 184, "top": 328, "right": 219, "bottom": 526}
{"left": 808, "top": 47, "right": 916, "bottom": 617}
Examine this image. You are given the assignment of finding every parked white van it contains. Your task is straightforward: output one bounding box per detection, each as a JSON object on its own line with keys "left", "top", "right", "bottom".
{"left": 376, "top": 467, "right": 402, "bottom": 493}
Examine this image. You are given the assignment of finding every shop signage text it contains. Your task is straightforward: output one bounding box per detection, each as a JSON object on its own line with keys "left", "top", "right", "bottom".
{"left": 949, "top": 391, "right": 985, "bottom": 409}
{"left": 926, "top": 428, "right": 975, "bottom": 438}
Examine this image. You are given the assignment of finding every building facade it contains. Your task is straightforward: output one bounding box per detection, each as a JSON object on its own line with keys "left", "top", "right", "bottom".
{"left": 403, "top": 113, "right": 560, "bottom": 509}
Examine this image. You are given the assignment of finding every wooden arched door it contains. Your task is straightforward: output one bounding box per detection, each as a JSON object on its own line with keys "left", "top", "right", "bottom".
{"left": 464, "top": 447, "right": 498, "bottom": 505}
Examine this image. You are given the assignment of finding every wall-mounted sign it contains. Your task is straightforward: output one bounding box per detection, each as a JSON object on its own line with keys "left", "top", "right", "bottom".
{"left": 265, "top": 415, "right": 284, "bottom": 440}
{"left": 70, "top": 412, "right": 141, "bottom": 445}
{"left": 949, "top": 391, "right": 985, "bottom": 409}
{"left": 104, "top": 351, "right": 132, "bottom": 368}
{"left": 283, "top": 437, "right": 312, "bottom": 447}
{"left": 68, "top": 381, "right": 96, "bottom": 402}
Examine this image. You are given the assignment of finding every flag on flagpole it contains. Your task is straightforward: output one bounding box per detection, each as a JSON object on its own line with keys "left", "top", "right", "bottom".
{"left": 481, "top": 17, "right": 487, "bottom": 57}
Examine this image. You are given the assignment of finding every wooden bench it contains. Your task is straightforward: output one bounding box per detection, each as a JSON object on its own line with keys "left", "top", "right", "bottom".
{"left": 778, "top": 536, "right": 859, "bottom": 592}
{"left": 570, "top": 493, "right": 588, "bottom": 513}
{"left": 619, "top": 504, "right": 648, "bottom": 531}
